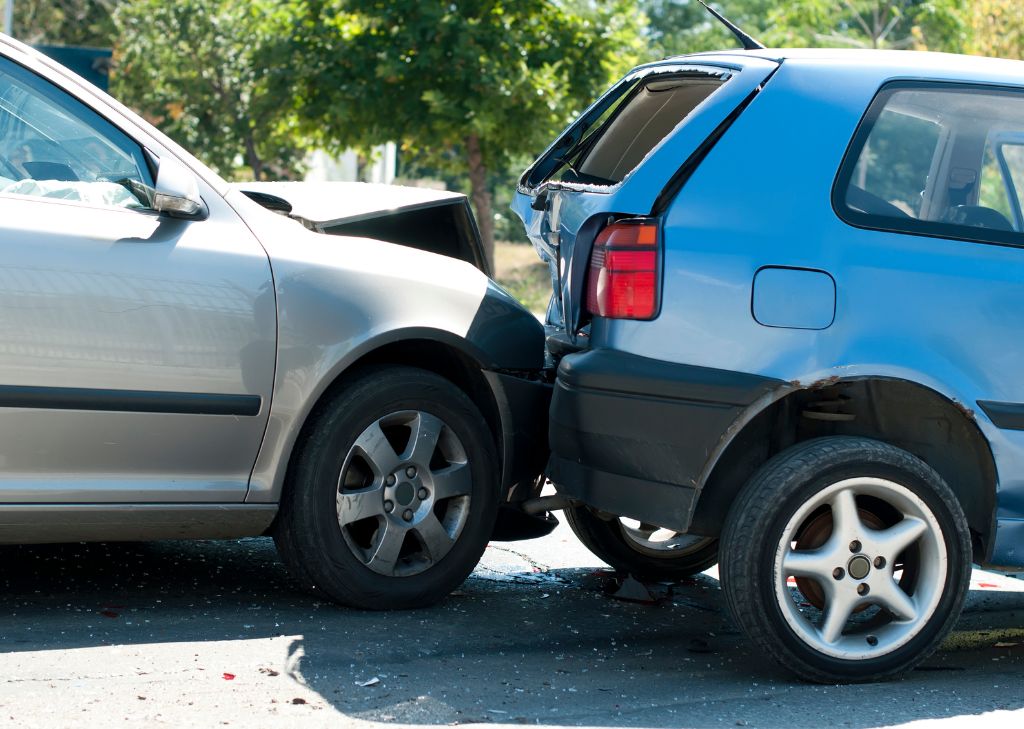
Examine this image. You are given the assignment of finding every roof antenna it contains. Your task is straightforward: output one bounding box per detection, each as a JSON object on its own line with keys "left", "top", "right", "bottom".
{"left": 697, "top": 1, "right": 766, "bottom": 51}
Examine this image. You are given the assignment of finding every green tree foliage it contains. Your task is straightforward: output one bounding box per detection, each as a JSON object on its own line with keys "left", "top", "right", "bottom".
{"left": 968, "top": 0, "right": 1024, "bottom": 59}
{"left": 765, "top": 0, "right": 968, "bottom": 51}
{"left": 11, "top": 0, "right": 121, "bottom": 47}
{"left": 646, "top": 0, "right": 774, "bottom": 56}
{"left": 647, "top": 1, "right": 968, "bottom": 55}
{"left": 112, "top": 0, "right": 309, "bottom": 180}
{"left": 276, "top": 0, "right": 645, "bottom": 266}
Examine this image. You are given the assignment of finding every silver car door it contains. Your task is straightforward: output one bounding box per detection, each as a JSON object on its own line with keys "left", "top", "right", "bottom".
{"left": 0, "top": 56, "right": 275, "bottom": 504}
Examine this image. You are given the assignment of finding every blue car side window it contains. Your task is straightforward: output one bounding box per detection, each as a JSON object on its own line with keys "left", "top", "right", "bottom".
{"left": 834, "top": 81, "right": 1024, "bottom": 247}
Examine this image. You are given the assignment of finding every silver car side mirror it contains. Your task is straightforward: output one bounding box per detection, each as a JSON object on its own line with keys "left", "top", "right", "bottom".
{"left": 152, "top": 157, "right": 206, "bottom": 218}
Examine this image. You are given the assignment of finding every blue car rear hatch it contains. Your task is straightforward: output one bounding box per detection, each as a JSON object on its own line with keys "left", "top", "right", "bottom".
{"left": 512, "top": 54, "right": 779, "bottom": 339}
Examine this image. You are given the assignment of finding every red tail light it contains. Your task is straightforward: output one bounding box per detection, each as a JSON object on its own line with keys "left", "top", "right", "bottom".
{"left": 585, "top": 219, "right": 660, "bottom": 320}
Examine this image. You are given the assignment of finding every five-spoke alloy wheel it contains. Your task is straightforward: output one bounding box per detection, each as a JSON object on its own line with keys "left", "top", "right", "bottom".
{"left": 275, "top": 365, "right": 498, "bottom": 609}
{"left": 721, "top": 436, "right": 971, "bottom": 683}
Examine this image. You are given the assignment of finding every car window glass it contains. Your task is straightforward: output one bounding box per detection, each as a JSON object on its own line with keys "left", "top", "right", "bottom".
{"left": 998, "top": 143, "right": 1024, "bottom": 224}
{"left": 543, "top": 78, "right": 642, "bottom": 186}
{"left": 836, "top": 84, "right": 1024, "bottom": 245}
{"left": 577, "top": 76, "right": 724, "bottom": 185}
{"left": 525, "top": 68, "right": 728, "bottom": 189}
{"left": 0, "top": 58, "right": 153, "bottom": 210}
{"left": 979, "top": 145, "right": 1014, "bottom": 224}
{"left": 847, "top": 109, "right": 939, "bottom": 218}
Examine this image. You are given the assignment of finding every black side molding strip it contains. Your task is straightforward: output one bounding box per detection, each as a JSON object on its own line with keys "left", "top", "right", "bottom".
{"left": 0, "top": 385, "right": 261, "bottom": 416}
{"left": 978, "top": 400, "right": 1024, "bottom": 430}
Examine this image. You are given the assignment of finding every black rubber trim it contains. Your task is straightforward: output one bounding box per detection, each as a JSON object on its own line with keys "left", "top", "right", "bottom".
{"left": 238, "top": 189, "right": 293, "bottom": 214}
{"left": 978, "top": 400, "right": 1024, "bottom": 430}
{"left": 0, "top": 385, "right": 262, "bottom": 416}
{"left": 549, "top": 456, "right": 698, "bottom": 533}
{"left": 491, "top": 506, "right": 559, "bottom": 541}
{"left": 483, "top": 370, "right": 552, "bottom": 490}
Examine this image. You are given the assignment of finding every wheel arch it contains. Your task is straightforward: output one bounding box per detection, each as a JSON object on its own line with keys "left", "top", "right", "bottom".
{"left": 276, "top": 328, "right": 506, "bottom": 500}
{"left": 689, "top": 376, "right": 998, "bottom": 562}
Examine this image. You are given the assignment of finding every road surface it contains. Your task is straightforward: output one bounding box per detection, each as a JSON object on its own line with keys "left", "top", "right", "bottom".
{"left": 0, "top": 522, "right": 1022, "bottom": 728}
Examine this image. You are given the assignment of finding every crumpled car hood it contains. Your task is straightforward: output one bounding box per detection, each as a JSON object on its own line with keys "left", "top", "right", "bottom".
{"left": 232, "top": 181, "right": 488, "bottom": 274}
{"left": 232, "top": 181, "right": 462, "bottom": 230}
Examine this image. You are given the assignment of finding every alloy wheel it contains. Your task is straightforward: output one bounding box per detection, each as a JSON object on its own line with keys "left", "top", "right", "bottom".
{"left": 336, "top": 410, "right": 472, "bottom": 577}
{"left": 773, "top": 477, "right": 947, "bottom": 660}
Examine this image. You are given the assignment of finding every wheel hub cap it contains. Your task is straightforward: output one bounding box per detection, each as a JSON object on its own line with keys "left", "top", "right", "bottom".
{"left": 847, "top": 555, "right": 871, "bottom": 580}
{"left": 394, "top": 481, "right": 415, "bottom": 506}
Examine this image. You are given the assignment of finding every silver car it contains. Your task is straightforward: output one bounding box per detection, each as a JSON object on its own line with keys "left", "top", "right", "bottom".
{"left": 0, "top": 35, "right": 551, "bottom": 609}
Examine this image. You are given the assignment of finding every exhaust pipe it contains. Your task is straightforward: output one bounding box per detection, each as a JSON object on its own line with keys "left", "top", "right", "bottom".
{"left": 520, "top": 494, "right": 579, "bottom": 515}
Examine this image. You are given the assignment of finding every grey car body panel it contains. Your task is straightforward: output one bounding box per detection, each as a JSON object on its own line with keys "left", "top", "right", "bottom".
{"left": 0, "top": 34, "right": 547, "bottom": 542}
{"left": 0, "top": 174, "right": 276, "bottom": 505}
{"left": 235, "top": 190, "right": 544, "bottom": 503}
{"left": 0, "top": 504, "right": 277, "bottom": 544}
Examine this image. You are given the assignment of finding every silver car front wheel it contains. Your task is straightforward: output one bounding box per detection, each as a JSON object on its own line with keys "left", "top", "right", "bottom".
{"left": 274, "top": 365, "right": 498, "bottom": 610}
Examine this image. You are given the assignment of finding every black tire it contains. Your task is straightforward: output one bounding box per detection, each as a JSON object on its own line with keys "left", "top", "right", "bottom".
{"left": 720, "top": 436, "right": 971, "bottom": 683}
{"left": 564, "top": 505, "right": 718, "bottom": 580}
{"left": 274, "top": 365, "right": 499, "bottom": 610}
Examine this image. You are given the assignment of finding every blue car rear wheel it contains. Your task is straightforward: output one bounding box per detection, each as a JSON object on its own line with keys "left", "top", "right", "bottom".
{"left": 721, "top": 436, "right": 971, "bottom": 683}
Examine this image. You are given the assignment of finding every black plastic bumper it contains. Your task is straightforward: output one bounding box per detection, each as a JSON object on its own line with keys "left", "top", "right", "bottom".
{"left": 484, "top": 371, "right": 552, "bottom": 491}
{"left": 484, "top": 370, "right": 555, "bottom": 541}
{"left": 547, "top": 348, "right": 782, "bottom": 532}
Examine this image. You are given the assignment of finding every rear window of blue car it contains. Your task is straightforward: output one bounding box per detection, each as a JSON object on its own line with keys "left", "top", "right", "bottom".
{"left": 835, "top": 81, "right": 1024, "bottom": 247}
{"left": 522, "top": 68, "right": 727, "bottom": 189}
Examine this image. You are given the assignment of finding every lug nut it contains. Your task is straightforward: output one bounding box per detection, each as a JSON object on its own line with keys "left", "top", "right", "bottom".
{"left": 384, "top": 500, "right": 394, "bottom": 513}
{"left": 832, "top": 567, "right": 845, "bottom": 580}
{"left": 418, "top": 487, "right": 429, "bottom": 500}
{"left": 874, "top": 556, "right": 886, "bottom": 569}
{"left": 402, "top": 509, "right": 413, "bottom": 521}
{"left": 857, "top": 583, "right": 870, "bottom": 596}
{"left": 406, "top": 466, "right": 417, "bottom": 478}
{"left": 866, "top": 635, "right": 878, "bottom": 647}
{"left": 386, "top": 474, "right": 396, "bottom": 486}
{"left": 849, "top": 540, "right": 862, "bottom": 553}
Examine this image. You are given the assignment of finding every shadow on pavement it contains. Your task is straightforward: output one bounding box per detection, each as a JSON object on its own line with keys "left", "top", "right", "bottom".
{"left": 0, "top": 538, "right": 1022, "bottom": 728}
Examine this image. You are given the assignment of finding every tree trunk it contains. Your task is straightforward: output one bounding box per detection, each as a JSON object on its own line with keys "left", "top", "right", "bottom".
{"left": 465, "top": 134, "right": 495, "bottom": 274}
{"left": 243, "top": 131, "right": 262, "bottom": 181}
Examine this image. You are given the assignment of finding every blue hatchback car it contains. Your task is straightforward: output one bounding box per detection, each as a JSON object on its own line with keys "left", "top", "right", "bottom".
{"left": 514, "top": 48, "right": 1024, "bottom": 682}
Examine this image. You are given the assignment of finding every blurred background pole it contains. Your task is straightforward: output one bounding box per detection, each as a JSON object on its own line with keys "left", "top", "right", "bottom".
{"left": 4, "top": 0, "right": 12, "bottom": 36}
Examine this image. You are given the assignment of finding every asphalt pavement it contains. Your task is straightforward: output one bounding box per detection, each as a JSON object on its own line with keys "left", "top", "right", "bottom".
{"left": 0, "top": 521, "right": 1022, "bottom": 728}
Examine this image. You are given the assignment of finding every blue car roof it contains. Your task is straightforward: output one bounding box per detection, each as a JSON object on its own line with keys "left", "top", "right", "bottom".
{"left": 671, "top": 48, "right": 1024, "bottom": 87}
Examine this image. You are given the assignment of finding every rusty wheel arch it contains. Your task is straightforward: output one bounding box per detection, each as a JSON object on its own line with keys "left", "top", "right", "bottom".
{"left": 688, "top": 376, "right": 997, "bottom": 563}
